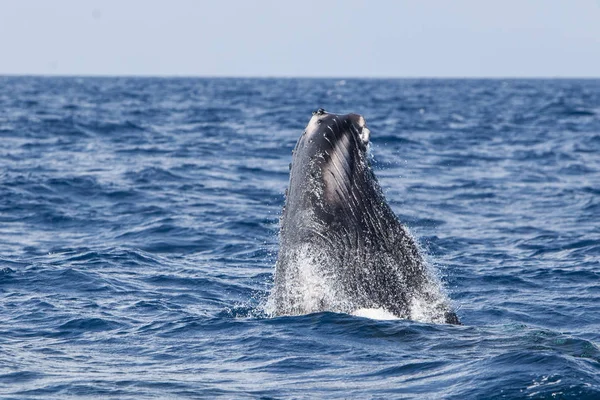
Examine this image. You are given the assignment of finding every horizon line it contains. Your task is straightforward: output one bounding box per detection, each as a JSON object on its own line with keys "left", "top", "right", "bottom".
{"left": 1, "top": 73, "right": 599, "bottom": 80}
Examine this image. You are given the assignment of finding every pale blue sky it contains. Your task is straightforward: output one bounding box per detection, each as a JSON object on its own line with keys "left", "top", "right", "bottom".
{"left": 1, "top": 0, "right": 599, "bottom": 77}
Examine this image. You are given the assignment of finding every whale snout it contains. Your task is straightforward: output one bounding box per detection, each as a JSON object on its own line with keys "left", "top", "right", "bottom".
{"left": 285, "top": 110, "right": 377, "bottom": 219}
{"left": 300, "top": 109, "right": 370, "bottom": 157}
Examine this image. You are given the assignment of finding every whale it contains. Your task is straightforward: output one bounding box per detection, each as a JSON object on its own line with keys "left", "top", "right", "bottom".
{"left": 268, "top": 109, "right": 459, "bottom": 324}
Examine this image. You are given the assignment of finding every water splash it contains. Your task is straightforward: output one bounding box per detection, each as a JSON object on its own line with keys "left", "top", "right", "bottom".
{"left": 266, "top": 240, "right": 457, "bottom": 324}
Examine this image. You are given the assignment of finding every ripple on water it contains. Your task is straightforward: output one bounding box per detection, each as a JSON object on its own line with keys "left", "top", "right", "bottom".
{"left": 0, "top": 77, "right": 599, "bottom": 398}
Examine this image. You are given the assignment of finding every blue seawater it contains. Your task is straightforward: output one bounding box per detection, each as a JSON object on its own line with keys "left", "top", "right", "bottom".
{"left": 1, "top": 77, "right": 599, "bottom": 399}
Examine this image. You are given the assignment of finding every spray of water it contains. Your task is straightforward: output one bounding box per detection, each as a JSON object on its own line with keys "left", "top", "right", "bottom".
{"left": 265, "top": 237, "right": 456, "bottom": 324}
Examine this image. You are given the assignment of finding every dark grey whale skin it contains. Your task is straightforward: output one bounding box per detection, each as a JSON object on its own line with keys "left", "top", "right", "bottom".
{"left": 272, "top": 109, "right": 459, "bottom": 325}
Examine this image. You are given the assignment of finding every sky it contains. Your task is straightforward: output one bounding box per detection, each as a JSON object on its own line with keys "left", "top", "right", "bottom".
{"left": 1, "top": 0, "right": 599, "bottom": 77}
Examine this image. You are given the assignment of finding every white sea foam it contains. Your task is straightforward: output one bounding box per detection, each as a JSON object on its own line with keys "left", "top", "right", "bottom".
{"left": 265, "top": 244, "right": 351, "bottom": 316}
{"left": 267, "top": 239, "right": 455, "bottom": 324}
{"left": 352, "top": 307, "right": 399, "bottom": 320}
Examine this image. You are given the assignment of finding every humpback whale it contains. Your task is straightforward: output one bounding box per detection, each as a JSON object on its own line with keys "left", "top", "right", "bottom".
{"left": 268, "top": 109, "right": 459, "bottom": 324}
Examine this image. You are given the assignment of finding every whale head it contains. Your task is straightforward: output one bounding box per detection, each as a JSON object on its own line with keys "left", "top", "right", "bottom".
{"left": 283, "top": 109, "right": 377, "bottom": 237}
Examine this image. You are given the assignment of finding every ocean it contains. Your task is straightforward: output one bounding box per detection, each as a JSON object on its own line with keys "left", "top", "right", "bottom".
{"left": 0, "top": 77, "right": 599, "bottom": 399}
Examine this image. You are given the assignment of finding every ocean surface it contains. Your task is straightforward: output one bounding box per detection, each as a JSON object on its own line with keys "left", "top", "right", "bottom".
{"left": 0, "top": 77, "right": 599, "bottom": 399}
